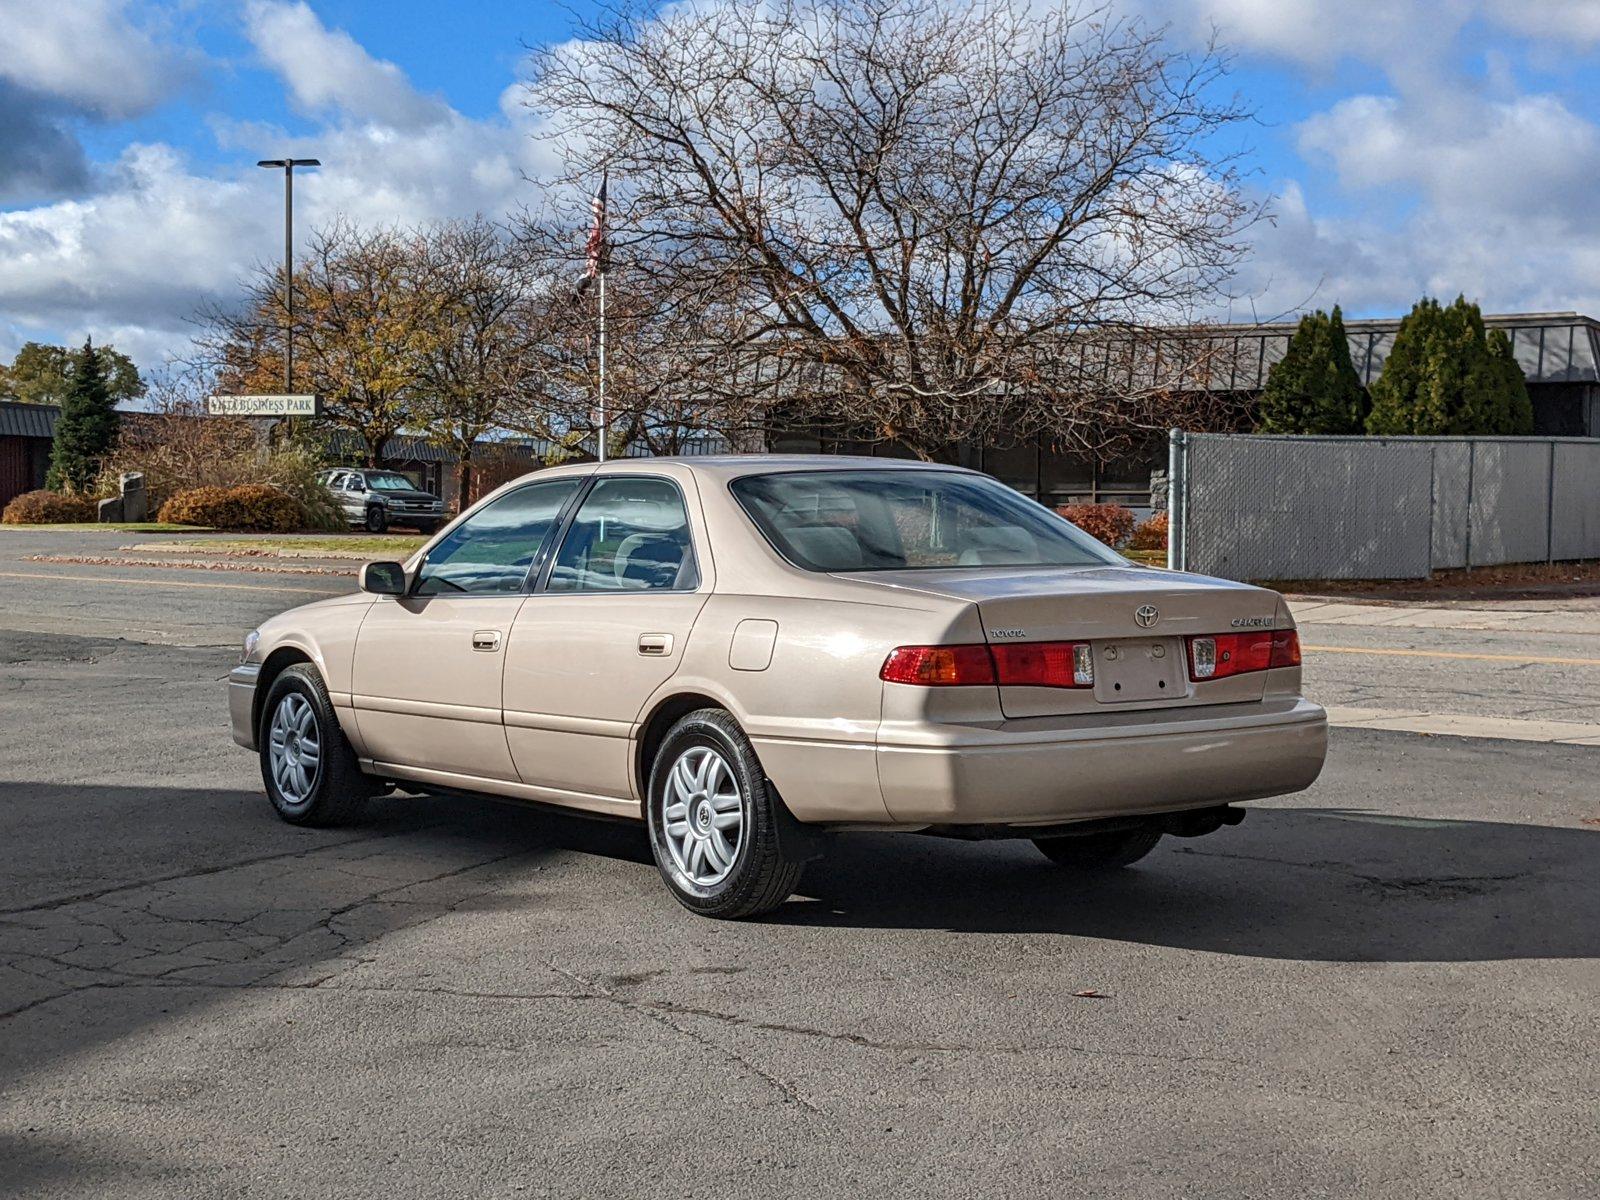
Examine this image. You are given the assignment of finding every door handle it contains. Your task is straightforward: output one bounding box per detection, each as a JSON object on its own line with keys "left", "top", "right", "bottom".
{"left": 638, "top": 633, "right": 673, "bottom": 657}
{"left": 471, "top": 629, "right": 502, "bottom": 652}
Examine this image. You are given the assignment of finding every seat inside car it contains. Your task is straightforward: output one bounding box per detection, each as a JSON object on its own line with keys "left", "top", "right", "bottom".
{"left": 613, "top": 531, "right": 692, "bottom": 589}
{"left": 957, "top": 525, "right": 1039, "bottom": 565}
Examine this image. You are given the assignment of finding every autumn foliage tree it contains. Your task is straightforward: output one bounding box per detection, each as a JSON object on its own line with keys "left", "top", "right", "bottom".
{"left": 203, "top": 221, "right": 433, "bottom": 466}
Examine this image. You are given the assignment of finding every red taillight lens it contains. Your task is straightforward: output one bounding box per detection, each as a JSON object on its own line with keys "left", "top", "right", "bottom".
{"left": 880, "top": 644, "right": 997, "bottom": 686}
{"left": 1187, "top": 630, "right": 1301, "bottom": 680}
{"left": 1269, "top": 629, "right": 1301, "bottom": 668}
{"left": 881, "top": 641, "right": 1097, "bottom": 688}
{"left": 990, "top": 641, "right": 1095, "bottom": 689}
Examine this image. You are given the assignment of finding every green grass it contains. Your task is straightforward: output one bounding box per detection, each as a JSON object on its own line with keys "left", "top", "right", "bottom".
{"left": 0, "top": 521, "right": 207, "bottom": 533}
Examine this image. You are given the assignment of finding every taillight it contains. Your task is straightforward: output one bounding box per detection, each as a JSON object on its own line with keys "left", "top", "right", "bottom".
{"left": 1187, "top": 630, "right": 1300, "bottom": 680}
{"left": 880, "top": 645, "right": 997, "bottom": 686}
{"left": 880, "top": 641, "right": 1096, "bottom": 688}
{"left": 1269, "top": 629, "right": 1301, "bottom": 669}
{"left": 990, "top": 641, "right": 1094, "bottom": 689}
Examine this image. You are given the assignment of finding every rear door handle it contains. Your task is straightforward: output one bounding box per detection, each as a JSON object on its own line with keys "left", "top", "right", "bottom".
{"left": 472, "top": 629, "right": 502, "bottom": 652}
{"left": 638, "top": 633, "right": 673, "bottom": 657}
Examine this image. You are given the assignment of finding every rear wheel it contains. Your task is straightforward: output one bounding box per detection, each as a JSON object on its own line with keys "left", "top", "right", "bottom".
{"left": 259, "top": 664, "right": 373, "bottom": 827}
{"left": 1032, "top": 827, "right": 1162, "bottom": 870}
{"left": 364, "top": 504, "right": 388, "bottom": 533}
{"left": 646, "top": 709, "right": 805, "bottom": 919}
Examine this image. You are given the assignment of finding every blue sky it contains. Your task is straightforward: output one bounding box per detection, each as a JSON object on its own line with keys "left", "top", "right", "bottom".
{"left": 4, "top": 0, "right": 1600, "bottom": 374}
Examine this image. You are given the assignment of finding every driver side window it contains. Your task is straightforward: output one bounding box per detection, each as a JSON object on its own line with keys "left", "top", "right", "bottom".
{"left": 413, "top": 479, "right": 580, "bottom": 596}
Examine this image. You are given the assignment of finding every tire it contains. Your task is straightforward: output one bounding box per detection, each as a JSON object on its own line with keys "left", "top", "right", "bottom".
{"left": 364, "top": 505, "right": 388, "bottom": 533}
{"left": 412, "top": 520, "right": 439, "bottom": 535}
{"left": 1032, "top": 827, "right": 1162, "bottom": 870}
{"left": 646, "top": 708, "right": 805, "bottom": 919}
{"left": 258, "top": 664, "right": 374, "bottom": 827}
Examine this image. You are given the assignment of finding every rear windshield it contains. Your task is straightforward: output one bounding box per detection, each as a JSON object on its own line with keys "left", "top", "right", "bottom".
{"left": 729, "top": 469, "right": 1124, "bottom": 572}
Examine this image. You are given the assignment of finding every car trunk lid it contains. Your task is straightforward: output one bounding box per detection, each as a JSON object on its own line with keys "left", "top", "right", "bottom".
{"left": 839, "top": 564, "right": 1282, "bottom": 717}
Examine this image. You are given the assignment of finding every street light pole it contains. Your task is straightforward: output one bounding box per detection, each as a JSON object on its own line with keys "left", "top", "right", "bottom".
{"left": 256, "top": 158, "right": 320, "bottom": 393}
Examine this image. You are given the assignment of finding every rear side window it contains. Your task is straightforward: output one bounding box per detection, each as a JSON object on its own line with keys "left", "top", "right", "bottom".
{"left": 413, "top": 479, "right": 580, "bottom": 595}
{"left": 730, "top": 469, "right": 1121, "bottom": 572}
{"left": 546, "top": 477, "right": 699, "bottom": 592}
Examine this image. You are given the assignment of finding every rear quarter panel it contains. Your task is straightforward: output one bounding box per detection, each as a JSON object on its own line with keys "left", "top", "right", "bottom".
{"left": 663, "top": 590, "right": 981, "bottom": 823}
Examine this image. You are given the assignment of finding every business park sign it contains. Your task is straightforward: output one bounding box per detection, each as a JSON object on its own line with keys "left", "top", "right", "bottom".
{"left": 207, "top": 394, "right": 321, "bottom": 417}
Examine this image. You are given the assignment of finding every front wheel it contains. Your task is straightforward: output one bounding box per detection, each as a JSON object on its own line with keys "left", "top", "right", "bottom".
{"left": 1032, "top": 827, "right": 1162, "bottom": 870}
{"left": 364, "top": 505, "right": 388, "bottom": 533}
{"left": 259, "top": 664, "right": 373, "bottom": 826}
{"left": 646, "top": 709, "right": 805, "bottom": 919}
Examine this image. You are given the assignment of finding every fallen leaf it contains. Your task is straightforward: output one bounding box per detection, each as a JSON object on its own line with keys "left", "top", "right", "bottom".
{"left": 1072, "top": 989, "right": 1108, "bottom": 999}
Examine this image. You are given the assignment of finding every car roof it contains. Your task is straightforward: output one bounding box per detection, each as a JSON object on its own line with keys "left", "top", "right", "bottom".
{"left": 531, "top": 454, "right": 979, "bottom": 483}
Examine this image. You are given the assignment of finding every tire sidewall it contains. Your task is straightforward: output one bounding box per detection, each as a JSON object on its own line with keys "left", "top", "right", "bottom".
{"left": 365, "top": 505, "right": 387, "bottom": 533}
{"left": 647, "top": 718, "right": 756, "bottom": 909}
{"left": 259, "top": 669, "right": 333, "bottom": 821}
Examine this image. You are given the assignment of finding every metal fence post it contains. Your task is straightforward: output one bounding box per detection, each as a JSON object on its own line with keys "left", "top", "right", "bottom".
{"left": 1463, "top": 441, "right": 1476, "bottom": 571}
{"left": 1167, "top": 429, "right": 1185, "bottom": 572}
{"left": 1546, "top": 439, "right": 1557, "bottom": 565}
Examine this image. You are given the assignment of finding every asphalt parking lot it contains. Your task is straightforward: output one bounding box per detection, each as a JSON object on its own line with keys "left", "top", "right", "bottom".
{"left": 1, "top": 531, "right": 1597, "bottom": 1199}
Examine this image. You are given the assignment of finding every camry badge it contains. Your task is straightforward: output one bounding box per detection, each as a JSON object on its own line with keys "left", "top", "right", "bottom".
{"left": 1134, "top": 605, "right": 1160, "bottom": 628}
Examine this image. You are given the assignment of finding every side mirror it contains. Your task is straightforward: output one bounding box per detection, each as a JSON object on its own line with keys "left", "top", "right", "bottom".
{"left": 359, "top": 561, "right": 407, "bottom": 596}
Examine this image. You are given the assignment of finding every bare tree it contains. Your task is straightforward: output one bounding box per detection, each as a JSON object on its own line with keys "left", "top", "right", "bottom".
{"left": 526, "top": 0, "right": 1257, "bottom": 462}
{"left": 411, "top": 217, "right": 546, "bottom": 502}
{"left": 509, "top": 214, "right": 781, "bottom": 459}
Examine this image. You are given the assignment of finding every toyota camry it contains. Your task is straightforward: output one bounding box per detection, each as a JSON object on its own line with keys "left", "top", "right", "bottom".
{"left": 229, "top": 457, "right": 1327, "bottom": 918}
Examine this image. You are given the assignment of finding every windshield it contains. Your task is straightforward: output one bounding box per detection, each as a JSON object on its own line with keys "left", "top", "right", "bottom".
{"left": 730, "top": 469, "right": 1124, "bottom": 572}
{"left": 365, "top": 472, "right": 419, "bottom": 492}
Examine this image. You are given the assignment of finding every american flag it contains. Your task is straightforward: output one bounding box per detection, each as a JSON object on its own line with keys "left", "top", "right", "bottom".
{"left": 576, "top": 173, "right": 607, "bottom": 297}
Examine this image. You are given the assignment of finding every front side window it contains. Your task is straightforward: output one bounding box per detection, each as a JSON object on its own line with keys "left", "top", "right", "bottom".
{"left": 730, "top": 469, "right": 1123, "bottom": 572}
{"left": 547, "top": 477, "right": 698, "bottom": 592}
{"left": 413, "top": 479, "right": 580, "bottom": 596}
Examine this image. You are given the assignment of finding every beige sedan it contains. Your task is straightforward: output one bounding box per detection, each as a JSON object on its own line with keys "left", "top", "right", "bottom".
{"left": 229, "top": 457, "right": 1327, "bottom": 918}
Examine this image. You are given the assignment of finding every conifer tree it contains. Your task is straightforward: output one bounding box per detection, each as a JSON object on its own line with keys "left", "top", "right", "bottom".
{"left": 1256, "top": 305, "right": 1367, "bottom": 434}
{"left": 1366, "top": 296, "right": 1533, "bottom": 435}
{"left": 46, "top": 339, "right": 122, "bottom": 493}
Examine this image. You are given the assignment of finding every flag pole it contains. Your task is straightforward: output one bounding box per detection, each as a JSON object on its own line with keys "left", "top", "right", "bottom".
{"left": 597, "top": 270, "right": 607, "bottom": 463}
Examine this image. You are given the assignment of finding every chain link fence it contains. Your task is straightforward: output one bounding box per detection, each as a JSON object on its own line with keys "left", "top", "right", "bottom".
{"left": 1167, "top": 432, "right": 1600, "bottom": 580}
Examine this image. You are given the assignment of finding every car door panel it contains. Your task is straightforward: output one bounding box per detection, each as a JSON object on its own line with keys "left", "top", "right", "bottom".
{"left": 352, "top": 595, "right": 526, "bottom": 780}
{"left": 504, "top": 592, "right": 708, "bottom": 799}
{"left": 348, "top": 477, "right": 582, "bottom": 782}
{"left": 503, "top": 471, "right": 711, "bottom": 802}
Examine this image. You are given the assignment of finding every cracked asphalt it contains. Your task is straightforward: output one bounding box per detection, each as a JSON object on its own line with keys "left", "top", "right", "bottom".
{"left": 2, "top": 545, "right": 1599, "bottom": 1198}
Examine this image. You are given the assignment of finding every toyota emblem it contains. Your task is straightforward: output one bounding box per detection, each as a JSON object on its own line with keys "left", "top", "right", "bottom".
{"left": 1134, "top": 604, "right": 1160, "bottom": 628}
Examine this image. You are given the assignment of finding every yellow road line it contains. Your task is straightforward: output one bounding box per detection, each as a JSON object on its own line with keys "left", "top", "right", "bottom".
{"left": 1304, "top": 644, "right": 1600, "bottom": 668}
{"left": 0, "top": 570, "right": 341, "bottom": 596}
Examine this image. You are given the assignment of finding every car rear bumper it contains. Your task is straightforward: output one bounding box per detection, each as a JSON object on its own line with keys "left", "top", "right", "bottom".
{"left": 229, "top": 663, "right": 261, "bottom": 750}
{"left": 874, "top": 697, "right": 1328, "bottom": 826}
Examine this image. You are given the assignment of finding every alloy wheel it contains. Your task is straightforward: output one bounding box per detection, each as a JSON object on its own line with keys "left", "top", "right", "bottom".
{"left": 661, "top": 745, "right": 744, "bottom": 887}
{"left": 268, "top": 692, "right": 321, "bottom": 806}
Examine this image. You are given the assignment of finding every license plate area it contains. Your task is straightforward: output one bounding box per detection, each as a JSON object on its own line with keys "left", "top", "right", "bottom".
{"left": 1092, "top": 637, "right": 1183, "bottom": 703}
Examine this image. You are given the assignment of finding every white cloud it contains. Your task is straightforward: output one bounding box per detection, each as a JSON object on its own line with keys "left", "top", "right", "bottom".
{"left": 0, "top": 39, "right": 565, "bottom": 373}
{"left": 242, "top": 0, "right": 452, "bottom": 131}
{"left": 0, "top": 0, "right": 191, "bottom": 119}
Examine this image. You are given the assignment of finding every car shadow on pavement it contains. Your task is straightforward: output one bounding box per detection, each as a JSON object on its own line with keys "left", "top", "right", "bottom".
{"left": 773, "top": 807, "right": 1600, "bottom": 962}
